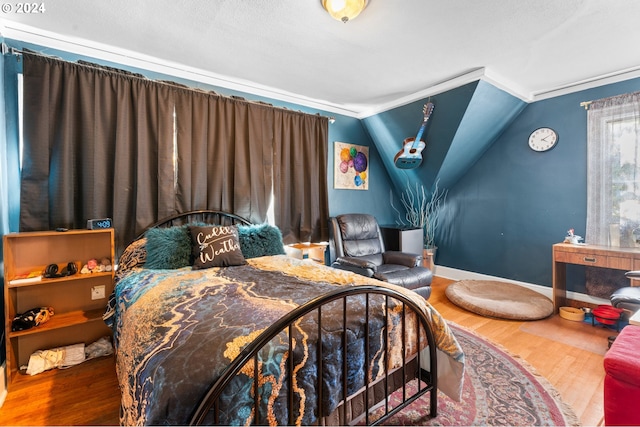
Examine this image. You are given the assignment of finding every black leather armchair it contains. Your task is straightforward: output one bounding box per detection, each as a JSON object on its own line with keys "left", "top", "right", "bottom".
{"left": 328, "top": 213, "right": 432, "bottom": 299}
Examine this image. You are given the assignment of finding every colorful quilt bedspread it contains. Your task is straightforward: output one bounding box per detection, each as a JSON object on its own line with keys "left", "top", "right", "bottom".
{"left": 111, "top": 255, "right": 464, "bottom": 425}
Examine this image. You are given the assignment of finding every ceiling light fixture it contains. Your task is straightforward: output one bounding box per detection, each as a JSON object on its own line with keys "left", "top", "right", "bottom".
{"left": 322, "top": 0, "right": 368, "bottom": 23}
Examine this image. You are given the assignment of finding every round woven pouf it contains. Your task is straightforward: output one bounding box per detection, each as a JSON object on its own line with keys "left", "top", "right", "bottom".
{"left": 445, "top": 280, "right": 554, "bottom": 320}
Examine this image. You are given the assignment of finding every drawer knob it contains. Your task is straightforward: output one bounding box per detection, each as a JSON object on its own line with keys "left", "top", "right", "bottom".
{"left": 584, "top": 257, "right": 597, "bottom": 263}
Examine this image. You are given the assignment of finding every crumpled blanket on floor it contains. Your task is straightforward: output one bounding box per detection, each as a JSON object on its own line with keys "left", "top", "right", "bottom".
{"left": 24, "top": 336, "right": 114, "bottom": 376}
{"left": 26, "top": 343, "right": 85, "bottom": 375}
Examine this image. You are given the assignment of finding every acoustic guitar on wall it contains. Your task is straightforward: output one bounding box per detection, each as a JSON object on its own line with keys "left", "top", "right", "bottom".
{"left": 394, "top": 102, "right": 434, "bottom": 169}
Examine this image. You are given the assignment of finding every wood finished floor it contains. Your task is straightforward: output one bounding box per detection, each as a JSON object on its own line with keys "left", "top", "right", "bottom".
{"left": 0, "top": 276, "right": 606, "bottom": 426}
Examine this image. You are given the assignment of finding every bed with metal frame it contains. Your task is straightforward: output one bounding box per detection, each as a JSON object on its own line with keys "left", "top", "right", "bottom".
{"left": 107, "top": 210, "right": 463, "bottom": 426}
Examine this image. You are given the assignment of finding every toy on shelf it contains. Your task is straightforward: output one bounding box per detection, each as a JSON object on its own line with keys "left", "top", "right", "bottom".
{"left": 80, "top": 257, "right": 113, "bottom": 274}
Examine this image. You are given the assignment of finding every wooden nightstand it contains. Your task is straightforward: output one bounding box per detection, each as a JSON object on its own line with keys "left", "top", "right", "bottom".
{"left": 288, "top": 242, "right": 327, "bottom": 264}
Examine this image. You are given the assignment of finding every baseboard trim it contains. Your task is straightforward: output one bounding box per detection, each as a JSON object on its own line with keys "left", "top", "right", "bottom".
{"left": 435, "top": 265, "right": 610, "bottom": 306}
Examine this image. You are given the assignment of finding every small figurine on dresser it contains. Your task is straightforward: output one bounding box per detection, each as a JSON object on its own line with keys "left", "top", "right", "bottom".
{"left": 564, "top": 228, "right": 583, "bottom": 244}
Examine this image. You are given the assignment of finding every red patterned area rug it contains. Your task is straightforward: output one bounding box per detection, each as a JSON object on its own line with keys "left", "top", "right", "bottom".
{"left": 378, "top": 323, "right": 581, "bottom": 426}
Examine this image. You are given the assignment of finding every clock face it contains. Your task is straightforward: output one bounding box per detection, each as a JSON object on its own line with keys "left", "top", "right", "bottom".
{"left": 528, "top": 127, "right": 558, "bottom": 152}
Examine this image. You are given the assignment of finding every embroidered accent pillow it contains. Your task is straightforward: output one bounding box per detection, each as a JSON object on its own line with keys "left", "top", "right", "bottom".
{"left": 189, "top": 225, "right": 246, "bottom": 269}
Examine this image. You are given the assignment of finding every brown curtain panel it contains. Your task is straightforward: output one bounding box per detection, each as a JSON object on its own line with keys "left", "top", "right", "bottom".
{"left": 273, "top": 110, "right": 329, "bottom": 244}
{"left": 173, "top": 90, "right": 273, "bottom": 223}
{"left": 21, "top": 53, "right": 175, "bottom": 251}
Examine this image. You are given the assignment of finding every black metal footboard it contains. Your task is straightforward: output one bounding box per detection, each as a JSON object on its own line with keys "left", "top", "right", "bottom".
{"left": 189, "top": 285, "right": 438, "bottom": 426}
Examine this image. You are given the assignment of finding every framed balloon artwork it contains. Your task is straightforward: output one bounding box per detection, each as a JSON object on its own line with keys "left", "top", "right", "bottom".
{"left": 334, "top": 142, "right": 369, "bottom": 190}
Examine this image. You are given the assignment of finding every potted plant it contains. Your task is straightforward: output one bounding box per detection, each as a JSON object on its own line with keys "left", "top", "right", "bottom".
{"left": 390, "top": 180, "right": 447, "bottom": 272}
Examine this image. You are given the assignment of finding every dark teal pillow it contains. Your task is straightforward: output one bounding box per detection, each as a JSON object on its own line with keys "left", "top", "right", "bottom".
{"left": 144, "top": 226, "right": 192, "bottom": 269}
{"left": 238, "top": 224, "right": 286, "bottom": 259}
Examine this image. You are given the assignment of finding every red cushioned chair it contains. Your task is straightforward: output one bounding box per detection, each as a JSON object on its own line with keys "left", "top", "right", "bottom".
{"left": 603, "top": 325, "right": 640, "bottom": 426}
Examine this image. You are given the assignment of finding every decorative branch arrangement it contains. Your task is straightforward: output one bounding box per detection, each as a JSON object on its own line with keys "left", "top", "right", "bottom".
{"left": 391, "top": 180, "right": 447, "bottom": 249}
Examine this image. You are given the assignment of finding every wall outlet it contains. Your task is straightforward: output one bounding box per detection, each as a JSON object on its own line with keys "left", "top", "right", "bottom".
{"left": 91, "top": 285, "right": 106, "bottom": 300}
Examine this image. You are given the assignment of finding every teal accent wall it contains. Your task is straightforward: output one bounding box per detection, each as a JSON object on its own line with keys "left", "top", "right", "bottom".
{"left": 326, "top": 117, "right": 398, "bottom": 224}
{"left": 437, "top": 80, "right": 527, "bottom": 190}
{"left": 362, "top": 72, "right": 640, "bottom": 293}
{"left": 438, "top": 77, "right": 640, "bottom": 292}
{"left": 362, "top": 79, "right": 527, "bottom": 248}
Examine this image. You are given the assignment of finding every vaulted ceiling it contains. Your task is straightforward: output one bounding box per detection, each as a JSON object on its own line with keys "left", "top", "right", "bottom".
{"left": 1, "top": 0, "right": 639, "bottom": 117}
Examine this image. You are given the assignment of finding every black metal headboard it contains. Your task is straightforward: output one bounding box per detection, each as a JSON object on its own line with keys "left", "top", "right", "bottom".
{"left": 135, "top": 210, "right": 252, "bottom": 240}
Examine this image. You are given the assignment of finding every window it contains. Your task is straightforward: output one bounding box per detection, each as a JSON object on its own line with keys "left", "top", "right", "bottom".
{"left": 18, "top": 74, "right": 23, "bottom": 169}
{"left": 586, "top": 92, "right": 640, "bottom": 247}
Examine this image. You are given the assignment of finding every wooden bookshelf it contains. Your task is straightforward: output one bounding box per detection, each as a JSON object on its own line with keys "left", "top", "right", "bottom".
{"left": 3, "top": 229, "right": 115, "bottom": 387}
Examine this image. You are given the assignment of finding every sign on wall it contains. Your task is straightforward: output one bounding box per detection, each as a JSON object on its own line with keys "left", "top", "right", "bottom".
{"left": 334, "top": 142, "right": 369, "bottom": 190}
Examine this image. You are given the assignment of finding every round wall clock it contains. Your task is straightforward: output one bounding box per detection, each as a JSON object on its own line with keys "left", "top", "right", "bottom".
{"left": 528, "top": 127, "right": 558, "bottom": 152}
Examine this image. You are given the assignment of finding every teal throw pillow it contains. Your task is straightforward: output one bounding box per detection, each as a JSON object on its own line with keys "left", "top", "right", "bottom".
{"left": 144, "top": 226, "right": 192, "bottom": 269}
{"left": 238, "top": 223, "right": 286, "bottom": 259}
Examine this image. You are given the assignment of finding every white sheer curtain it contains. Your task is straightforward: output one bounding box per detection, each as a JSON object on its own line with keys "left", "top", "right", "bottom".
{"left": 586, "top": 91, "right": 640, "bottom": 247}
